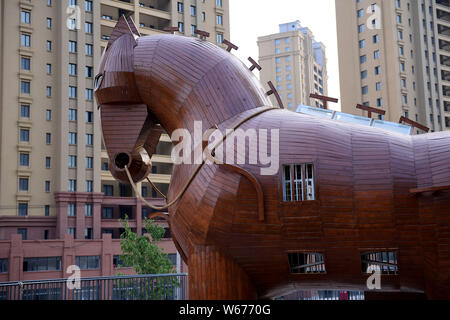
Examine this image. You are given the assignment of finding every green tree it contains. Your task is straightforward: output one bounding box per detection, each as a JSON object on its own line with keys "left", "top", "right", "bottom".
{"left": 118, "top": 215, "right": 174, "bottom": 275}
{"left": 116, "top": 215, "right": 179, "bottom": 300}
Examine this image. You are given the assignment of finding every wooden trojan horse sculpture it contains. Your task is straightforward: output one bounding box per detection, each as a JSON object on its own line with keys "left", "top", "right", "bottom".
{"left": 95, "top": 17, "right": 450, "bottom": 300}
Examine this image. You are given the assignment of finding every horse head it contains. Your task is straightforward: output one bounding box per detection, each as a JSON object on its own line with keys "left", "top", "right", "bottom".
{"left": 96, "top": 16, "right": 272, "bottom": 187}
{"left": 95, "top": 16, "right": 163, "bottom": 184}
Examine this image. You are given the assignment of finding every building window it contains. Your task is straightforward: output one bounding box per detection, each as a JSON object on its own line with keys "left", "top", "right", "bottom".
{"left": 360, "top": 55, "right": 366, "bottom": 64}
{"left": 47, "top": 18, "right": 52, "bottom": 29}
{"left": 69, "top": 40, "right": 77, "bottom": 53}
{"left": 68, "top": 203, "right": 76, "bottom": 217}
{"left": 86, "top": 111, "right": 93, "bottom": 123}
{"left": 21, "top": 57, "right": 31, "bottom": 70}
{"left": 18, "top": 203, "right": 28, "bottom": 217}
{"left": 21, "top": 34, "right": 31, "bottom": 47}
{"left": 66, "top": 228, "right": 77, "bottom": 241}
{"left": 177, "top": 2, "right": 183, "bottom": 13}
{"left": 21, "top": 81, "right": 30, "bottom": 94}
{"left": 361, "top": 70, "right": 368, "bottom": 79}
{"left": 21, "top": 11, "right": 31, "bottom": 24}
{"left": 69, "top": 86, "right": 77, "bottom": 98}
{"left": 85, "top": 66, "right": 93, "bottom": 78}
{"left": 217, "top": 33, "right": 223, "bottom": 44}
{"left": 76, "top": 256, "right": 100, "bottom": 270}
{"left": 190, "top": 5, "right": 196, "bottom": 16}
{"left": 377, "top": 98, "right": 383, "bottom": 107}
{"left": 361, "top": 251, "right": 398, "bottom": 275}
{"left": 85, "top": 22, "right": 93, "bottom": 34}
{"left": 18, "top": 228, "right": 28, "bottom": 240}
{"left": 45, "top": 205, "right": 50, "bottom": 217}
{"left": 20, "top": 104, "right": 30, "bottom": 118}
{"left": 216, "top": 0, "right": 223, "bottom": 7}
{"left": 216, "top": 15, "right": 223, "bottom": 25}
{"left": 23, "top": 257, "right": 62, "bottom": 272}
{"left": 86, "top": 89, "right": 93, "bottom": 100}
{"left": 46, "top": 86, "right": 52, "bottom": 97}
{"left": 69, "top": 155, "right": 77, "bottom": 168}
{"left": 373, "top": 34, "right": 379, "bottom": 43}
{"left": 20, "top": 129, "right": 30, "bottom": 142}
{"left": 282, "top": 164, "right": 315, "bottom": 202}
{"left": 85, "top": 204, "right": 93, "bottom": 217}
{"left": 362, "top": 86, "right": 368, "bottom": 95}
{"left": 358, "top": 24, "right": 365, "bottom": 33}
{"left": 69, "top": 109, "right": 77, "bottom": 121}
{"left": 86, "top": 44, "right": 93, "bottom": 56}
{"left": 190, "top": 25, "right": 196, "bottom": 36}
{"left": 68, "top": 179, "right": 77, "bottom": 192}
{"left": 0, "top": 259, "right": 7, "bottom": 274}
{"left": 86, "top": 157, "right": 93, "bottom": 169}
{"left": 178, "top": 22, "right": 184, "bottom": 33}
{"left": 102, "top": 207, "right": 113, "bottom": 219}
{"left": 86, "top": 134, "right": 93, "bottom": 146}
{"left": 46, "top": 109, "right": 52, "bottom": 121}
{"left": 85, "top": 0, "right": 93, "bottom": 12}
{"left": 86, "top": 180, "right": 93, "bottom": 193}
{"left": 69, "top": 132, "right": 77, "bottom": 145}
{"left": 46, "top": 157, "right": 51, "bottom": 169}
{"left": 288, "top": 252, "right": 326, "bottom": 274}
{"left": 84, "top": 228, "right": 93, "bottom": 240}
{"left": 69, "top": 63, "right": 77, "bottom": 76}
{"left": 359, "top": 39, "right": 365, "bottom": 48}
{"left": 19, "top": 177, "right": 29, "bottom": 192}
{"left": 374, "top": 50, "right": 380, "bottom": 59}
{"left": 46, "top": 133, "right": 52, "bottom": 145}
{"left": 20, "top": 153, "right": 30, "bottom": 167}
{"left": 376, "top": 82, "right": 382, "bottom": 91}
{"left": 47, "top": 41, "right": 52, "bottom": 51}
{"left": 45, "top": 181, "right": 51, "bottom": 193}
{"left": 103, "top": 185, "right": 114, "bottom": 197}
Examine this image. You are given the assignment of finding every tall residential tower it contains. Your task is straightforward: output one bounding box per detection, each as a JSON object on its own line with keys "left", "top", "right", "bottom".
{"left": 336, "top": 0, "right": 450, "bottom": 132}
{"left": 258, "top": 20, "right": 328, "bottom": 111}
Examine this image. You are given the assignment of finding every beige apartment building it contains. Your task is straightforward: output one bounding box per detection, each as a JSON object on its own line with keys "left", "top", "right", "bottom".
{"left": 258, "top": 20, "right": 328, "bottom": 111}
{"left": 336, "top": 0, "right": 450, "bottom": 132}
{"left": 0, "top": 0, "right": 229, "bottom": 281}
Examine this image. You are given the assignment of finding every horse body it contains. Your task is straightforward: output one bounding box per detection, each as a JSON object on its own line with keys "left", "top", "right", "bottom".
{"left": 96, "top": 17, "right": 450, "bottom": 299}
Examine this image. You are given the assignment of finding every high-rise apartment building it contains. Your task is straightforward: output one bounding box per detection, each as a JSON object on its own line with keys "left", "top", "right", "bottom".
{"left": 258, "top": 20, "right": 328, "bottom": 111}
{"left": 0, "top": 0, "right": 230, "bottom": 281}
{"left": 336, "top": 0, "right": 450, "bottom": 132}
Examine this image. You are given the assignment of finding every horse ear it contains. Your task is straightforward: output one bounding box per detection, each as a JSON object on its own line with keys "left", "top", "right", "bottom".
{"left": 126, "top": 16, "right": 141, "bottom": 38}
{"left": 107, "top": 15, "right": 139, "bottom": 50}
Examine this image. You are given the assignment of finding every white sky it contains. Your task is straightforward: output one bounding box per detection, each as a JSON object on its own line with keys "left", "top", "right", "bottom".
{"left": 229, "top": 0, "right": 341, "bottom": 111}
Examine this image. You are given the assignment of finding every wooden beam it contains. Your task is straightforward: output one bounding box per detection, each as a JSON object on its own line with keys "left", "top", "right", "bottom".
{"left": 194, "top": 29, "right": 210, "bottom": 40}
{"left": 399, "top": 116, "right": 430, "bottom": 133}
{"left": 266, "top": 81, "right": 284, "bottom": 109}
{"left": 163, "top": 26, "right": 179, "bottom": 34}
{"left": 309, "top": 93, "right": 339, "bottom": 110}
{"left": 248, "top": 57, "right": 262, "bottom": 72}
{"left": 356, "top": 104, "right": 386, "bottom": 118}
{"left": 223, "top": 39, "right": 239, "bottom": 52}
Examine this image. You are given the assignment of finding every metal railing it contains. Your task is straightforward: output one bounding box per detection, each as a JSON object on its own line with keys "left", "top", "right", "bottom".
{"left": 277, "top": 290, "right": 365, "bottom": 301}
{"left": 0, "top": 273, "right": 188, "bottom": 301}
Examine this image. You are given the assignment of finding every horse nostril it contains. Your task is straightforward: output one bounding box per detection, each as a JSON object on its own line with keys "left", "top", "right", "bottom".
{"left": 114, "top": 152, "right": 131, "bottom": 169}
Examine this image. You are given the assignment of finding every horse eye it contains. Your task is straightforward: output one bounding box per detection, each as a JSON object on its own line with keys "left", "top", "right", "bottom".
{"left": 94, "top": 73, "right": 104, "bottom": 91}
